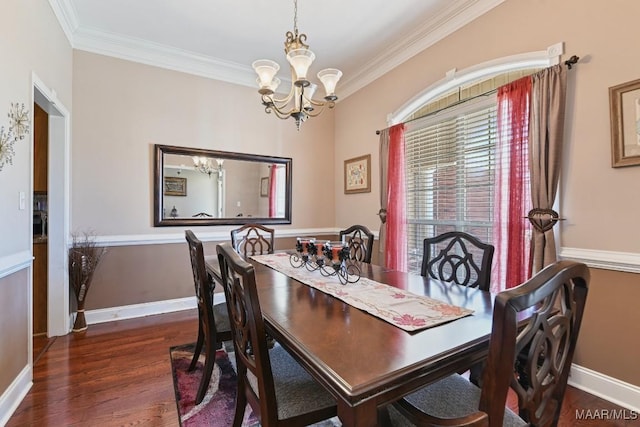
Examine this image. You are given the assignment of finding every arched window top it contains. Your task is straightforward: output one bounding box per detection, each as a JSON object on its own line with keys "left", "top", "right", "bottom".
{"left": 389, "top": 42, "right": 564, "bottom": 124}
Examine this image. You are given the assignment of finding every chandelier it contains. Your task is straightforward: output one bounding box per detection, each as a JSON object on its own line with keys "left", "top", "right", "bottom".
{"left": 192, "top": 157, "right": 224, "bottom": 178}
{"left": 252, "top": 0, "right": 342, "bottom": 130}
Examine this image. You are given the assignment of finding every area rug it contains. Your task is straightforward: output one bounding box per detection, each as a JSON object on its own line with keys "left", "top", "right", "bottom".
{"left": 170, "top": 343, "right": 259, "bottom": 426}
{"left": 170, "top": 343, "right": 343, "bottom": 426}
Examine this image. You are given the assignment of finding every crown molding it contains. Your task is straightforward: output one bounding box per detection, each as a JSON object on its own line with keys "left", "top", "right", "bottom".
{"left": 339, "top": 0, "right": 506, "bottom": 98}
{"left": 47, "top": 0, "right": 78, "bottom": 44}
{"left": 48, "top": 0, "right": 505, "bottom": 99}
{"left": 73, "top": 27, "right": 258, "bottom": 87}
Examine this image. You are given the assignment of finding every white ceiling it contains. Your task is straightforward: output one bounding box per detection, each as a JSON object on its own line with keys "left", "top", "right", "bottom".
{"left": 48, "top": 0, "right": 505, "bottom": 98}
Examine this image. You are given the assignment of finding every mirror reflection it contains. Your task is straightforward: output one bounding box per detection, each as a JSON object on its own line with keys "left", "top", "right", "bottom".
{"left": 154, "top": 144, "right": 292, "bottom": 226}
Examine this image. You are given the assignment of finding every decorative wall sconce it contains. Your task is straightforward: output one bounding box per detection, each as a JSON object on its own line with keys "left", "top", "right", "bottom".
{"left": 0, "top": 103, "right": 30, "bottom": 171}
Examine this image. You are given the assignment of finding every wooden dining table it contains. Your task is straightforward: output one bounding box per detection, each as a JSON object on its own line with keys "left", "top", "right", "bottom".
{"left": 205, "top": 255, "right": 495, "bottom": 427}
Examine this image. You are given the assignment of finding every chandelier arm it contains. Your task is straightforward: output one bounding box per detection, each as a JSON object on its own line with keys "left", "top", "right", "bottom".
{"left": 302, "top": 106, "right": 327, "bottom": 118}
{"left": 270, "top": 91, "right": 295, "bottom": 106}
{"left": 304, "top": 97, "right": 336, "bottom": 108}
{"left": 265, "top": 101, "right": 298, "bottom": 120}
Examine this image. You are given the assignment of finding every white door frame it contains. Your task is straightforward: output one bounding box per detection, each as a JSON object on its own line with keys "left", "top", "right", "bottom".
{"left": 32, "top": 73, "right": 71, "bottom": 337}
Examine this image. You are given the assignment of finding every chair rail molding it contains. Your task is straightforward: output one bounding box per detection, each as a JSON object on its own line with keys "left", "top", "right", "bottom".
{"left": 560, "top": 247, "right": 640, "bottom": 274}
{"left": 0, "top": 250, "right": 32, "bottom": 279}
{"left": 92, "top": 228, "right": 355, "bottom": 247}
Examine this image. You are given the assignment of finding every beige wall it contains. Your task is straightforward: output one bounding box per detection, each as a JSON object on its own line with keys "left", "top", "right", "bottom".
{"left": 0, "top": 0, "right": 72, "bottom": 413}
{"left": 0, "top": 0, "right": 72, "bottom": 256}
{"left": 88, "top": 235, "right": 340, "bottom": 308}
{"left": 71, "top": 51, "right": 336, "bottom": 236}
{"left": 0, "top": 270, "right": 29, "bottom": 394}
{"left": 575, "top": 268, "right": 640, "bottom": 386}
{"left": 334, "top": 0, "right": 640, "bottom": 386}
{"left": 334, "top": 0, "right": 640, "bottom": 253}
{"left": 72, "top": 51, "right": 337, "bottom": 311}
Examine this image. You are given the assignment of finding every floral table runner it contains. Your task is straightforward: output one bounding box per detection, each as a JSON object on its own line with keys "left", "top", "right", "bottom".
{"left": 250, "top": 253, "right": 473, "bottom": 332}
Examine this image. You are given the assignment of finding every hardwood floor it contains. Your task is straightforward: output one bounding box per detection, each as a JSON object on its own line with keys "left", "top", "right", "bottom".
{"left": 8, "top": 310, "right": 637, "bottom": 426}
{"left": 9, "top": 310, "right": 198, "bottom": 427}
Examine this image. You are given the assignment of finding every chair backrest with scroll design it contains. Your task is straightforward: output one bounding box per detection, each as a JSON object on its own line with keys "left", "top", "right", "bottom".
{"left": 393, "top": 261, "right": 589, "bottom": 427}
{"left": 185, "top": 230, "right": 232, "bottom": 404}
{"left": 421, "top": 231, "right": 494, "bottom": 291}
{"left": 339, "top": 224, "right": 375, "bottom": 264}
{"left": 481, "top": 260, "right": 589, "bottom": 426}
{"left": 216, "top": 242, "right": 337, "bottom": 426}
{"left": 231, "top": 224, "right": 275, "bottom": 257}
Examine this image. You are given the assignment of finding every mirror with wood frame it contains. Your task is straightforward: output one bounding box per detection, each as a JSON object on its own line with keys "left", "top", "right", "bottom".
{"left": 153, "top": 144, "right": 292, "bottom": 226}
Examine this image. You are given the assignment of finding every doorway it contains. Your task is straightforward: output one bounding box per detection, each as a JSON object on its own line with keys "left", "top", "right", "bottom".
{"left": 32, "top": 75, "right": 70, "bottom": 347}
{"left": 32, "top": 102, "right": 48, "bottom": 350}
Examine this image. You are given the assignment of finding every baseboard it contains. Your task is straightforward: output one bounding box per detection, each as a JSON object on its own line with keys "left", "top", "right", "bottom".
{"left": 0, "top": 365, "right": 32, "bottom": 427}
{"left": 569, "top": 364, "right": 640, "bottom": 412}
{"left": 85, "top": 296, "right": 196, "bottom": 324}
{"left": 84, "top": 293, "right": 226, "bottom": 325}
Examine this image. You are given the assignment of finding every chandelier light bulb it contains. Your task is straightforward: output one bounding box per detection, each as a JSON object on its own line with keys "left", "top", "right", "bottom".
{"left": 286, "top": 48, "right": 316, "bottom": 86}
{"left": 256, "top": 76, "right": 281, "bottom": 94}
{"left": 318, "top": 68, "right": 343, "bottom": 100}
{"left": 252, "top": 60, "right": 280, "bottom": 93}
{"left": 304, "top": 83, "right": 317, "bottom": 110}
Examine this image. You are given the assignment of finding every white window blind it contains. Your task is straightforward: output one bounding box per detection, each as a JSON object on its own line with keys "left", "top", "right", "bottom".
{"left": 404, "top": 95, "right": 497, "bottom": 273}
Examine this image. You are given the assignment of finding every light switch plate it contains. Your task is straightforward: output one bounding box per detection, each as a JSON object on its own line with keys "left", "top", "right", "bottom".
{"left": 19, "top": 191, "right": 26, "bottom": 210}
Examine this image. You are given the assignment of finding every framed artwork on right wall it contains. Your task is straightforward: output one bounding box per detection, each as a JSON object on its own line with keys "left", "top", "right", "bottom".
{"left": 344, "top": 154, "right": 371, "bottom": 194}
{"left": 609, "top": 78, "right": 640, "bottom": 167}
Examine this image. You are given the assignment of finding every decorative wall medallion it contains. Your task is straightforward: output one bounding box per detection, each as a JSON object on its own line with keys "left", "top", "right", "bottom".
{"left": 0, "top": 103, "right": 30, "bottom": 171}
{"left": 9, "top": 103, "right": 30, "bottom": 140}
{"left": 0, "top": 126, "right": 16, "bottom": 171}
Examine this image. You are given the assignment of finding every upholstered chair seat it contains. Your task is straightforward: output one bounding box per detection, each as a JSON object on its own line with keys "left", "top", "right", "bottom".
{"left": 388, "top": 374, "right": 526, "bottom": 427}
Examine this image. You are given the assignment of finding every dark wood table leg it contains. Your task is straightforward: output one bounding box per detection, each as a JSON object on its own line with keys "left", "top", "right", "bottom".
{"left": 337, "top": 399, "right": 378, "bottom": 427}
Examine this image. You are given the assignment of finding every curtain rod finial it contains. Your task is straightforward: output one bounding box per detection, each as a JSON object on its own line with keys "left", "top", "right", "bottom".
{"left": 564, "top": 55, "right": 579, "bottom": 69}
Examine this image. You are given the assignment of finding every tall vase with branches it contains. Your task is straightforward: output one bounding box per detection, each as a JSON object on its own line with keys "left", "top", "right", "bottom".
{"left": 69, "top": 232, "right": 105, "bottom": 332}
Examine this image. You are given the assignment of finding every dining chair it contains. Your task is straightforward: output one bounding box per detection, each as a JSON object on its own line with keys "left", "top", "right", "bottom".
{"left": 185, "top": 230, "right": 232, "bottom": 405}
{"left": 230, "top": 223, "right": 275, "bottom": 256}
{"left": 386, "top": 260, "right": 589, "bottom": 427}
{"left": 339, "top": 224, "right": 375, "bottom": 263}
{"left": 421, "top": 231, "right": 495, "bottom": 291}
{"left": 216, "top": 242, "right": 338, "bottom": 427}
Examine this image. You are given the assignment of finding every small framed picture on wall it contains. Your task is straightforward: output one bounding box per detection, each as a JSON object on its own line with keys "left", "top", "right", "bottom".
{"left": 260, "top": 176, "right": 269, "bottom": 197}
{"left": 164, "top": 176, "right": 187, "bottom": 196}
{"left": 610, "top": 78, "right": 640, "bottom": 167}
{"left": 344, "top": 154, "right": 371, "bottom": 194}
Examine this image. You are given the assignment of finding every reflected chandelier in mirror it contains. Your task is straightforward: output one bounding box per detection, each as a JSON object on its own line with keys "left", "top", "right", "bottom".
{"left": 154, "top": 144, "right": 292, "bottom": 226}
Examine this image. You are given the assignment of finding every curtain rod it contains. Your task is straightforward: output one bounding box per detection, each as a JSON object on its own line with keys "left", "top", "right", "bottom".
{"left": 375, "top": 55, "right": 580, "bottom": 135}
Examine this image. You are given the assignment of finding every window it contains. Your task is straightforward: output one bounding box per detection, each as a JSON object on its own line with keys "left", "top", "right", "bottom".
{"left": 405, "top": 96, "right": 498, "bottom": 273}
{"left": 274, "top": 165, "right": 286, "bottom": 217}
